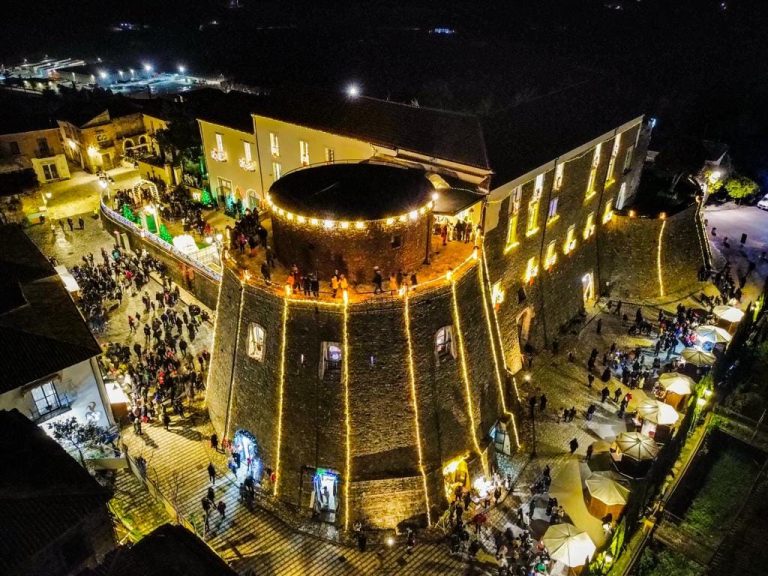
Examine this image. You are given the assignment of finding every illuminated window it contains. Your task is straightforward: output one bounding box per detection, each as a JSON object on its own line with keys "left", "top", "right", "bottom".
{"left": 592, "top": 143, "right": 602, "bottom": 168}
{"left": 526, "top": 180, "right": 542, "bottom": 236}
{"left": 586, "top": 167, "right": 597, "bottom": 199}
{"left": 547, "top": 197, "right": 559, "bottom": 222}
{"left": 617, "top": 182, "right": 628, "bottom": 209}
{"left": 247, "top": 323, "right": 266, "bottom": 361}
{"left": 243, "top": 141, "right": 253, "bottom": 162}
{"left": 215, "top": 133, "right": 224, "bottom": 152}
{"left": 623, "top": 145, "right": 634, "bottom": 172}
{"left": 564, "top": 224, "right": 577, "bottom": 254}
{"left": 525, "top": 257, "right": 539, "bottom": 282}
{"left": 435, "top": 326, "right": 456, "bottom": 363}
{"left": 319, "top": 341, "right": 342, "bottom": 378}
{"left": 272, "top": 162, "right": 282, "bottom": 181}
{"left": 584, "top": 212, "right": 596, "bottom": 240}
{"left": 545, "top": 240, "right": 557, "bottom": 269}
{"left": 31, "top": 381, "right": 61, "bottom": 417}
{"left": 325, "top": 147, "right": 335, "bottom": 162}
{"left": 607, "top": 133, "right": 621, "bottom": 182}
{"left": 269, "top": 132, "right": 280, "bottom": 157}
{"left": 506, "top": 187, "right": 522, "bottom": 248}
{"left": 491, "top": 281, "right": 505, "bottom": 308}
{"left": 603, "top": 198, "right": 614, "bottom": 223}
{"left": 554, "top": 162, "right": 564, "bottom": 191}
{"left": 299, "top": 140, "right": 310, "bottom": 166}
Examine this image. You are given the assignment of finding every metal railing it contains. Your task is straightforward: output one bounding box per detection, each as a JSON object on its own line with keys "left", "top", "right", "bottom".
{"left": 100, "top": 199, "right": 222, "bottom": 283}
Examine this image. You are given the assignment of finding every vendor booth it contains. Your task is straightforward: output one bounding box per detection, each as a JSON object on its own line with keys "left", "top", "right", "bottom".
{"left": 542, "top": 523, "right": 596, "bottom": 572}
{"left": 610, "top": 431, "right": 659, "bottom": 478}
{"left": 658, "top": 372, "right": 695, "bottom": 410}
{"left": 585, "top": 472, "right": 630, "bottom": 520}
{"left": 635, "top": 398, "right": 680, "bottom": 442}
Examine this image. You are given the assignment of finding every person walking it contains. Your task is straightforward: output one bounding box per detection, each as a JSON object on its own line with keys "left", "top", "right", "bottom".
{"left": 208, "top": 462, "right": 216, "bottom": 485}
{"left": 601, "top": 386, "right": 610, "bottom": 403}
{"left": 587, "top": 373, "right": 595, "bottom": 389}
{"left": 586, "top": 444, "right": 594, "bottom": 462}
{"left": 163, "top": 411, "right": 171, "bottom": 431}
{"left": 217, "top": 500, "right": 226, "bottom": 520}
{"left": 613, "top": 387, "right": 622, "bottom": 403}
{"left": 596, "top": 318, "right": 602, "bottom": 334}
{"left": 372, "top": 266, "right": 383, "bottom": 294}
{"left": 569, "top": 438, "right": 579, "bottom": 454}
{"left": 67, "top": 217, "right": 74, "bottom": 231}
{"left": 586, "top": 404, "right": 596, "bottom": 421}
{"left": 539, "top": 394, "right": 547, "bottom": 412}
{"left": 78, "top": 216, "right": 85, "bottom": 230}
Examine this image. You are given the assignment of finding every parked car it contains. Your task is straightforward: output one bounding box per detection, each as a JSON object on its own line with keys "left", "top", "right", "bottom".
{"left": 757, "top": 194, "right": 768, "bottom": 210}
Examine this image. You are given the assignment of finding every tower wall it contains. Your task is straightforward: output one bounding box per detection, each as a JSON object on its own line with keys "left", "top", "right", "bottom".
{"left": 205, "top": 260, "right": 509, "bottom": 529}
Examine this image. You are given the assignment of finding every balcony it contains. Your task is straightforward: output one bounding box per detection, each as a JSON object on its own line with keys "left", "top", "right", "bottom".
{"left": 211, "top": 148, "right": 228, "bottom": 162}
{"left": 239, "top": 157, "right": 257, "bottom": 171}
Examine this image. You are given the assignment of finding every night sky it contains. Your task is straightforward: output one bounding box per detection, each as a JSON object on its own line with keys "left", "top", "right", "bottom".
{"left": 4, "top": 0, "right": 768, "bottom": 177}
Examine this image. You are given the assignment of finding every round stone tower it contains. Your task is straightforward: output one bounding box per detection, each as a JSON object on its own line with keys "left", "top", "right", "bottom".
{"left": 206, "top": 161, "right": 519, "bottom": 530}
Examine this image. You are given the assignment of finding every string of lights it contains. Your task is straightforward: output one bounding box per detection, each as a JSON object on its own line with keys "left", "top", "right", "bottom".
{"left": 341, "top": 290, "right": 352, "bottom": 530}
{"left": 403, "top": 294, "right": 433, "bottom": 526}
{"left": 273, "top": 298, "right": 289, "bottom": 496}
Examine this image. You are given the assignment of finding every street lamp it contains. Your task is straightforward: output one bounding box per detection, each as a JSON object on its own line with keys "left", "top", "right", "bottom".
{"left": 178, "top": 65, "right": 186, "bottom": 74}
{"left": 346, "top": 83, "right": 360, "bottom": 98}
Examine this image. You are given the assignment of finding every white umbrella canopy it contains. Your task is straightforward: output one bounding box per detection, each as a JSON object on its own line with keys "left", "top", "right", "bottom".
{"left": 681, "top": 348, "right": 716, "bottom": 366}
{"left": 615, "top": 431, "right": 659, "bottom": 461}
{"left": 658, "top": 372, "right": 695, "bottom": 396}
{"left": 586, "top": 473, "right": 630, "bottom": 506}
{"left": 713, "top": 305, "right": 745, "bottom": 323}
{"left": 636, "top": 398, "right": 680, "bottom": 425}
{"left": 542, "top": 523, "right": 596, "bottom": 568}
{"left": 695, "top": 325, "right": 732, "bottom": 344}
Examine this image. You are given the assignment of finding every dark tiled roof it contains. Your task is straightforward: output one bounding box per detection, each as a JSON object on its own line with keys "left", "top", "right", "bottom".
{"left": 56, "top": 98, "right": 143, "bottom": 127}
{"left": 196, "top": 88, "right": 489, "bottom": 169}
{"left": 0, "top": 225, "right": 102, "bottom": 393}
{"left": 482, "top": 82, "right": 645, "bottom": 185}
{"left": 0, "top": 90, "right": 59, "bottom": 135}
{"left": 0, "top": 409, "right": 110, "bottom": 575}
{"left": 269, "top": 161, "right": 435, "bottom": 220}
{"left": 91, "top": 524, "right": 237, "bottom": 576}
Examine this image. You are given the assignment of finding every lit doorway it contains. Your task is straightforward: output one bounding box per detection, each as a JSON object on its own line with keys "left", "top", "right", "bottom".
{"left": 582, "top": 273, "right": 595, "bottom": 306}
{"left": 490, "top": 421, "right": 512, "bottom": 456}
{"left": 232, "top": 429, "right": 262, "bottom": 482}
{"left": 311, "top": 468, "right": 340, "bottom": 523}
{"left": 442, "top": 456, "right": 470, "bottom": 500}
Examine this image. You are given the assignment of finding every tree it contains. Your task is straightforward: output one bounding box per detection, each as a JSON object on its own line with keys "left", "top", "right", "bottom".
{"left": 159, "top": 224, "right": 173, "bottom": 243}
{"left": 49, "top": 417, "right": 109, "bottom": 466}
{"left": 724, "top": 175, "right": 759, "bottom": 201}
{"left": 153, "top": 114, "right": 201, "bottom": 166}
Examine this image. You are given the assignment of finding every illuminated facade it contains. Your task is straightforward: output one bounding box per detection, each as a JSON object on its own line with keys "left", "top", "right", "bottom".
{"left": 198, "top": 86, "right": 707, "bottom": 529}
{"left": 206, "top": 162, "right": 511, "bottom": 529}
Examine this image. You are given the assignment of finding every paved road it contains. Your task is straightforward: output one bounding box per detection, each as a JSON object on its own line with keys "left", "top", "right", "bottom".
{"left": 705, "top": 203, "right": 768, "bottom": 302}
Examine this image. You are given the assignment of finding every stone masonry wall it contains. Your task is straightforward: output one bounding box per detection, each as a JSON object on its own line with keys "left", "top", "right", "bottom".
{"left": 205, "top": 260, "right": 505, "bottom": 528}
{"left": 271, "top": 215, "right": 428, "bottom": 285}
{"left": 599, "top": 205, "right": 703, "bottom": 300}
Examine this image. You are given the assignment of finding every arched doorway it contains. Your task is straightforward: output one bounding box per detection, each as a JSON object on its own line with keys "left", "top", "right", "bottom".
{"left": 582, "top": 272, "right": 595, "bottom": 306}
{"left": 232, "top": 429, "right": 262, "bottom": 482}
{"left": 516, "top": 307, "right": 533, "bottom": 347}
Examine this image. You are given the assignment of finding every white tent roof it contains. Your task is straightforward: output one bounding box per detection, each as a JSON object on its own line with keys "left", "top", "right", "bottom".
{"left": 542, "top": 523, "right": 596, "bottom": 568}
{"left": 615, "top": 431, "right": 659, "bottom": 461}
{"left": 585, "top": 472, "right": 630, "bottom": 506}
{"left": 637, "top": 398, "right": 680, "bottom": 425}
{"left": 713, "top": 305, "right": 745, "bottom": 323}
{"left": 681, "top": 348, "right": 716, "bottom": 366}
{"left": 695, "top": 325, "right": 732, "bottom": 344}
{"left": 658, "top": 372, "right": 695, "bottom": 396}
